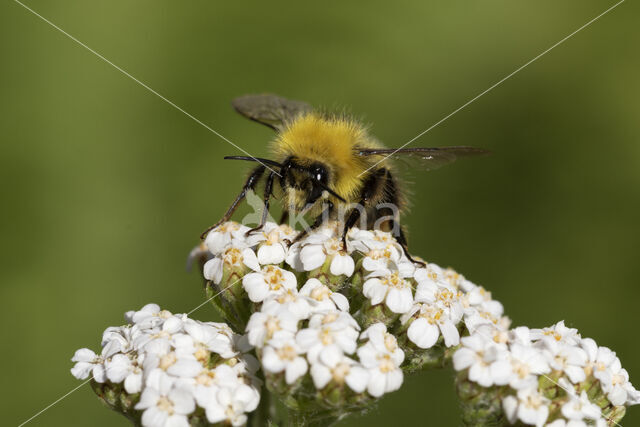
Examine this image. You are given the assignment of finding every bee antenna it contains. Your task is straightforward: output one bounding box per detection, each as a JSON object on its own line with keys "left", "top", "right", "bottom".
{"left": 224, "top": 156, "right": 283, "bottom": 168}
{"left": 315, "top": 181, "right": 347, "bottom": 203}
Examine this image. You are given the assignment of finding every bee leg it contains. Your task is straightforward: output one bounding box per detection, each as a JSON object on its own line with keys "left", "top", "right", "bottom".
{"left": 279, "top": 210, "right": 289, "bottom": 226}
{"left": 200, "top": 165, "right": 266, "bottom": 239}
{"left": 377, "top": 168, "right": 426, "bottom": 267}
{"left": 245, "top": 170, "right": 276, "bottom": 236}
{"left": 396, "top": 226, "right": 426, "bottom": 267}
{"left": 289, "top": 201, "right": 333, "bottom": 246}
{"left": 342, "top": 208, "right": 361, "bottom": 251}
{"left": 341, "top": 169, "right": 386, "bottom": 251}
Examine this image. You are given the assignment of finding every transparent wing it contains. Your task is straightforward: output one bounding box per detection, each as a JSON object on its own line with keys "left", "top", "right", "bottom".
{"left": 356, "top": 146, "right": 490, "bottom": 171}
{"left": 232, "top": 94, "right": 312, "bottom": 131}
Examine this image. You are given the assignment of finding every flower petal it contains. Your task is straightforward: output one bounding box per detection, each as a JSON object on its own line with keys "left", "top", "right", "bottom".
{"left": 407, "top": 318, "right": 439, "bottom": 349}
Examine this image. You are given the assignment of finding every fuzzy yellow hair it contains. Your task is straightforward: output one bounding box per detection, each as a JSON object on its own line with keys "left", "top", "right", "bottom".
{"left": 271, "top": 113, "right": 383, "bottom": 201}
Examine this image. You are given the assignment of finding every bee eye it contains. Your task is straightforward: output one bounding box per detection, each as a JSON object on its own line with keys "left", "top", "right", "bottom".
{"left": 312, "top": 165, "right": 327, "bottom": 183}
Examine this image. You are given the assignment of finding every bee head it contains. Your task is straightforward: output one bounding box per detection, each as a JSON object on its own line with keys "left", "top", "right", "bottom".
{"left": 222, "top": 155, "right": 345, "bottom": 213}
{"left": 280, "top": 157, "right": 345, "bottom": 212}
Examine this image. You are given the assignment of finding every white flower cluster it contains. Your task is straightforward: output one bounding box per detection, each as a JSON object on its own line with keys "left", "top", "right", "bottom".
{"left": 74, "top": 220, "right": 639, "bottom": 426}
{"left": 453, "top": 321, "right": 640, "bottom": 426}
{"left": 71, "top": 304, "right": 261, "bottom": 427}
{"left": 250, "top": 305, "right": 403, "bottom": 398}
{"left": 201, "top": 221, "right": 350, "bottom": 288}
{"left": 206, "top": 223, "right": 404, "bottom": 398}
{"left": 400, "top": 261, "right": 509, "bottom": 352}
{"left": 199, "top": 221, "right": 508, "bottom": 400}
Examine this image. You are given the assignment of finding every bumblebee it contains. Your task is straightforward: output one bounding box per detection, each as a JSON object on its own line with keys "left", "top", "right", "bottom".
{"left": 202, "top": 94, "right": 488, "bottom": 264}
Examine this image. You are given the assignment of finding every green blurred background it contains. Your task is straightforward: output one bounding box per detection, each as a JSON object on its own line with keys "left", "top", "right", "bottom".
{"left": 2, "top": 0, "right": 639, "bottom": 425}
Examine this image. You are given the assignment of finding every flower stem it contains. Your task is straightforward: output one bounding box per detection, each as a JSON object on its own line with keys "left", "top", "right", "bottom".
{"left": 248, "top": 385, "right": 278, "bottom": 427}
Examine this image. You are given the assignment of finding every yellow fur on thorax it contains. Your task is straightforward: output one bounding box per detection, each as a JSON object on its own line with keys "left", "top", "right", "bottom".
{"left": 271, "top": 113, "right": 381, "bottom": 201}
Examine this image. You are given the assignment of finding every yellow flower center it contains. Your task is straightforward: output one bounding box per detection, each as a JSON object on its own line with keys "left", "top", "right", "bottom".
{"left": 367, "top": 246, "right": 393, "bottom": 261}
{"left": 158, "top": 310, "right": 172, "bottom": 319}
{"left": 612, "top": 373, "right": 625, "bottom": 386}
{"left": 223, "top": 248, "right": 243, "bottom": 266}
{"left": 436, "top": 288, "right": 456, "bottom": 308}
{"left": 277, "top": 345, "right": 298, "bottom": 362}
{"left": 159, "top": 352, "right": 177, "bottom": 371}
{"left": 196, "top": 369, "right": 216, "bottom": 386}
{"left": 321, "top": 312, "right": 339, "bottom": 324}
{"left": 218, "top": 222, "right": 240, "bottom": 234}
{"left": 332, "top": 363, "right": 350, "bottom": 384}
{"left": 157, "top": 396, "right": 175, "bottom": 414}
{"left": 194, "top": 345, "right": 209, "bottom": 363}
{"left": 384, "top": 333, "right": 398, "bottom": 352}
{"left": 554, "top": 355, "right": 568, "bottom": 368}
{"left": 150, "top": 330, "right": 171, "bottom": 340}
{"left": 478, "top": 310, "right": 499, "bottom": 325}
{"left": 373, "top": 231, "right": 393, "bottom": 243}
{"left": 319, "top": 328, "right": 334, "bottom": 345}
{"left": 265, "top": 229, "right": 280, "bottom": 245}
{"left": 326, "top": 238, "right": 342, "bottom": 254}
{"left": 419, "top": 305, "right": 443, "bottom": 324}
{"left": 279, "top": 224, "right": 295, "bottom": 235}
{"left": 493, "top": 331, "right": 509, "bottom": 344}
{"left": 265, "top": 317, "right": 281, "bottom": 338}
{"left": 584, "top": 363, "right": 594, "bottom": 377}
{"left": 513, "top": 361, "right": 531, "bottom": 379}
{"left": 543, "top": 330, "right": 562, "bottom": 341}
{"left": 310, "top": 285, "right": 330, "bottom": 301}
{"left": 276, "top": 289, "right": 297, "bottom": 304}
{"left": 478, "top": 287, "right": 491, "bottom": 300}
{"left": 523, "top": 393, "right": 544, "bottom": 409}
{"left": 225, "top": 406, "right": 236, "bottom": 418}
{"left": 382, "top": 272, "right": 408, "bottom": 289}
{"left": 443, "top": 269, "right": 463, "bottom": 287}
{"left": 264, "top": 266, "right": 285, "bottom": 291}
{"left": 378, "top": 354, "right": 395, "bottom": 373}
{"left": 422, "top": 264, "right": 440, "bottom": 281}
